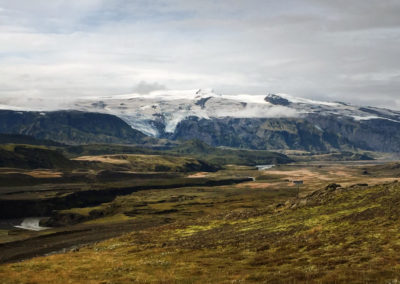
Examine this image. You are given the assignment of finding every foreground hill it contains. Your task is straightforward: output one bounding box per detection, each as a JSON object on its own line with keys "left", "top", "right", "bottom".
{"left": 0, "top": 110, "right": 151, "bottom": 145}
{"left": 2, "top": 180, "right": 400, "bottom": 282}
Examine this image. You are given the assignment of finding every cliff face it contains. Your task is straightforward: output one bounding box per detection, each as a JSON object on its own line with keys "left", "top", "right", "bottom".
{"left": 167, "top": 114, "right": 400, "bottom": 152}
{"left": 305, "top": 114, "right": 400, "bottom": 152}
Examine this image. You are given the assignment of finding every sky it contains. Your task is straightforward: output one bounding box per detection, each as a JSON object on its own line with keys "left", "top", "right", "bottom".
{"left": 0, "top": 0, "right": 400, "bottom": 109}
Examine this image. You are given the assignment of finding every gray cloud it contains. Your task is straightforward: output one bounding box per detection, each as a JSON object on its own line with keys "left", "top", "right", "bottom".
{"left": 0, "top": 0, "right": 399, "bottom": 109}
{"left": 132, "top": 81, "right": 166, "bottom": 94}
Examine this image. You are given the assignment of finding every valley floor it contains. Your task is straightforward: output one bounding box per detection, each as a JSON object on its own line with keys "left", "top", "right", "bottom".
{"left": 1, "top": 161, "right": 400, "bottom": 283}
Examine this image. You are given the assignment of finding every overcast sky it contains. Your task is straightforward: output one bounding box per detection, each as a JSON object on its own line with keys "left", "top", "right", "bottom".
{"left": 0, "top": 0, "right": 399, "bottom": 109}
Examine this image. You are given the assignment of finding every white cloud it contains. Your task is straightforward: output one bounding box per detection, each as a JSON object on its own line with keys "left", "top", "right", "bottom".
{"left": 0, "top": 0, "right": 399, "bottom": 109}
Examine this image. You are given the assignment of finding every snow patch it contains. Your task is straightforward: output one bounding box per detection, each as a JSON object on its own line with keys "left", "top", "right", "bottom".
{"left": 276, "top": 93, "right": 343, "bottom": 107}
{"left": 314, "top": 125, "right": 323, "bottom": 132}
{"left": 211, "top": 104, "right": 300, "bottom": 118}
{"left": 222, "top": 94, "right": 267, "bottom": 104}
{"left": 352, "top": 115, "right": 400, "bottom": 124}
{"left": 352, "top": 115, "right": 381, "bottom": 121}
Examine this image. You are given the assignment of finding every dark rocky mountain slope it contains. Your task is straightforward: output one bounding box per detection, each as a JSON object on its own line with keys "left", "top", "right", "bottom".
{"left": 0, "top": 110, "right": 150, "bottom": 145}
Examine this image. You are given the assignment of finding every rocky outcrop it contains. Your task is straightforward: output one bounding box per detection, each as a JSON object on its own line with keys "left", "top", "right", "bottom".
{"left": 264, "top": 94, "right": 291, "bottom": 106}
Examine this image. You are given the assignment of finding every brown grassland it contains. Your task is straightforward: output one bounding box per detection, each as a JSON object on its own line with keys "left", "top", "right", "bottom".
{"left": 1, "top": 161, "right": 400, "bottom": 283}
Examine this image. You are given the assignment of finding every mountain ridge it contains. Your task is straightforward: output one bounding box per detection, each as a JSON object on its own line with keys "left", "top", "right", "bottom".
{"left": 69, "top": 90, "right": 400, "bottom": 135}
{"left": 1, "top": 91, "right": 400, "bottom": 152}
{"left": 69, "top": 90, "right": 400, "bottom": 152}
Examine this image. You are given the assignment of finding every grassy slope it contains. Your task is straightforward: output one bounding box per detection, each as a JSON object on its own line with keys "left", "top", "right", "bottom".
{"left": 61, "top": 140, "right": 294, "bottom": 166}
{"left": 169, "top": 139, "right": 294, "bottom": 165}
{"left": 2, "top": 181, "right": 400, "bottom": 283}
{"left": 63, "top": 144, "right": 161, "bottom": 157}
{"left": 74, "top": 154, "right": 218, "bottom": 172}
{"left": 0, "top": 144, "right": 76, "bottom": 170}
{"left": 364, "top": 162, "right": 400, "bottom": 177}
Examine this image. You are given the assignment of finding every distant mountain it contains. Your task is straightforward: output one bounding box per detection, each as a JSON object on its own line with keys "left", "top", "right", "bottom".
{"left": 2, "top": 90, "right": 400, "bottom": 152}
{"left": 69, "top": 90, "right": 400, "bottom": 152}
{"left": 0, "top": 110, "right": 151, "bottom": 145}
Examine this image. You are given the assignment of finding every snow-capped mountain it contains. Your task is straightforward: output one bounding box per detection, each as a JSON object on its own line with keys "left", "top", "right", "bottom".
{"left": 70, "top": 89, "right": 299, "bottom": 136}
{"left": 1, "top": 89, "right": 400, "bottom": 152}
{"left": 68, "top": 89, "right": 400, "bottom": 138}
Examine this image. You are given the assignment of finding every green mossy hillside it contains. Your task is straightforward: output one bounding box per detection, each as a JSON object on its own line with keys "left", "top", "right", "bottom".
{"left": 3, "top": 181, "right": 400, "bottom": 282}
